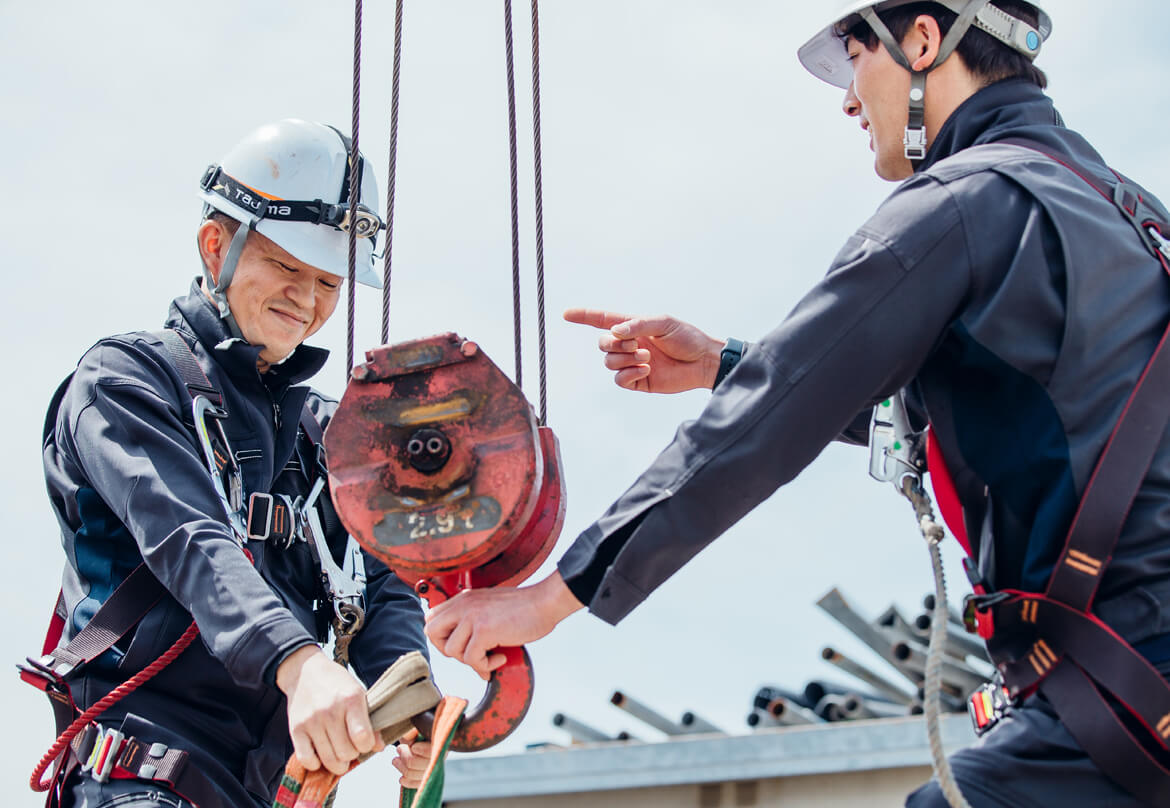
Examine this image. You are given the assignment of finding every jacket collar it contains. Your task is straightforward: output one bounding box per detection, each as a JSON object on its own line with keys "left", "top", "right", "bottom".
{"left": 918, "top": 78, "right": 1070, "bottom": 172}
{"left": 166, "top": 278, "right": 329, "bottom": 388}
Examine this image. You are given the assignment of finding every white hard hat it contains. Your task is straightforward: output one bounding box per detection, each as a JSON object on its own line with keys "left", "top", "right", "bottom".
{"left": 199, "top": 119, "right": 383, "bottom": 288}
{"left": 798, "top": 0, "right": 1052, "bottom": 89}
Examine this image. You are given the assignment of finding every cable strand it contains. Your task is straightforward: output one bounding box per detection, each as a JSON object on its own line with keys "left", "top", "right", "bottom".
{"left": 382, "top": 0, "right": 405, "bottom": 345}
{"left": 503, "top": 0, "right": 523, "bottom": 390}
{"left": 529, "top": 0, "right": 548, "bottom": 424}
{"left": 346, "top": 0, "right": 363, "bottom": 378}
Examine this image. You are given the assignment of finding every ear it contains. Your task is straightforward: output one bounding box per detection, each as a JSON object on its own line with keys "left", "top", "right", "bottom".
{"left": 905, "top": 14, "right": 943, "bottom": 72}
{"left": 197, "top": 219, "right": 227, "bottom": 286}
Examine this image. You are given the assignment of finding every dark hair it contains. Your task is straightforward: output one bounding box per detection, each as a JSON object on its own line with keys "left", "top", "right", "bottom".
{"left": 204, "top": 210, "right": 241, "bottom": 236}
{"left": 840, "top": 2, "right": 1047, "bottom": 89}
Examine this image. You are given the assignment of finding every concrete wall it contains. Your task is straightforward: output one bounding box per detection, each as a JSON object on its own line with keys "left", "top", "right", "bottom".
{"left": 449, "top": 764, "right": 931, "bottom": 808}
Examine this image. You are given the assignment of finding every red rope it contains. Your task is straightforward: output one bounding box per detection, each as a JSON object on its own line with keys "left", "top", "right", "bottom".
{"left": 30, "top": 620, "right": 200, "bottom": 792}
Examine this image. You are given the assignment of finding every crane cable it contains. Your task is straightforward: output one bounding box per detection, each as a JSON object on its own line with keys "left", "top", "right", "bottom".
{"left": 346, "top": 0, "right": 552, "bottom": 428}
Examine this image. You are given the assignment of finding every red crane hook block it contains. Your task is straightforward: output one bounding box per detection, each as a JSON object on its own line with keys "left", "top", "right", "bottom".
{"left": 324, "top": 333, "right": 566, "bottom": 750}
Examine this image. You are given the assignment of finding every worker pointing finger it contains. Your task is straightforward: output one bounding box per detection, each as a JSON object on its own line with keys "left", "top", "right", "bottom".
{"left": 563, "top": 308, "right": 727, "bottom": 393}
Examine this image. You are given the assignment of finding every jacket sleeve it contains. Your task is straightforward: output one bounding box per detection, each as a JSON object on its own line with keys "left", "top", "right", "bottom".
{"left": 58, "top": 336, "right": 316, "bottom": 687}
{"left": 346, "top": 554, "right": 429, "bottom": 687}
{"left": 558, "top": 174, "right": 975, "bottom": 623}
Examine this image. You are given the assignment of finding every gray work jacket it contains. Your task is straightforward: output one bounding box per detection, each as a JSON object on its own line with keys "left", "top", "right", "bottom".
{"left": 43, "top": 282, "right": 427, "bottom": 806}
{"left": 558, "top": 80, "right": 1170, "bottom": 658}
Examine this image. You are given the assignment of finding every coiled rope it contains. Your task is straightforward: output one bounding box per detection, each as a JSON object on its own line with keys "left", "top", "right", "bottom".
{"left": 29, "top": 621, "right": 200, "bottom": 793}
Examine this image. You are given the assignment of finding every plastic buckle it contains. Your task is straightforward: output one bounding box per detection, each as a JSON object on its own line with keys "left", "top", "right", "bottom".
{"left": 1148, "top": 224, "right": 1170, "bottom": 261}
{"left": 91, "top": 727, "right": 126, "bottom": 783}
{"left": 903, "top": 126, "right": 928, "bottom": 161}
{"left": 24, "top": 652, "right": 75, "bottom": 681}
{"left": 967, "top": 680, "right": 1012, "bottom": 737}
{"left": 199, "top": 164, "right": 220, "bottom": 192}
{"left": 962, "top": 591, "right": 1010, "bottom": 637}
{"left": 247, "top": 492, "right": 274, "bottom": 541}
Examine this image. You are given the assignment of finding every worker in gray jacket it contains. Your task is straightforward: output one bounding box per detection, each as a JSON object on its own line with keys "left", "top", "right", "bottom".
{"left": 425, "top": 2, "right": 1170, "bottom": 805}
{"left": 37, "top": 120, "right": 428, "bottom": 807}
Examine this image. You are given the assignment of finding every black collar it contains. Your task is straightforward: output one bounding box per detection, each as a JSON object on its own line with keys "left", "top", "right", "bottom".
{"left": 166, "top": 278, "right": 330, "bottom": 388}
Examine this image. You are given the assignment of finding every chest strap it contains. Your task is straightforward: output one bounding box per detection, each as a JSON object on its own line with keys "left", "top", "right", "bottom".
{"left": 934, "top": 140, "right": 1170, "bottom": 805}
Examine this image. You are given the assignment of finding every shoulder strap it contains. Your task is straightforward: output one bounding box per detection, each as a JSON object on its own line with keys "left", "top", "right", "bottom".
{"left": 155, "top": 328, "right": 223, "bottom": 409}
{"left": 996, "top": 140, "right": 1170, "bottom": 611}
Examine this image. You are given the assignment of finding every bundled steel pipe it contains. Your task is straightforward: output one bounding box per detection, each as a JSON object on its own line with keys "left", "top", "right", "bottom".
{"left": 610, "top": 691, "right": 687, "bottom": 736}
{"left": 840, "top": 693, "right": 908, "bottom": 720}
{"left": 912, "top": 612, "right": 991, "bottom": 661}
{"left": 766, "top": 696, "right": 823, "bottom": 725}
{"left": 893, "top": 640, "right": 988, "bottom": 697}
{"left": 816, "top": 589, "right": 916, "bottom": 683}
{"left": 552, "top": 713, "right": 611, "bottom": 743}
{"left": 821, "top": 646, "right": 915, "bottom": 705}
{"left": 754, "top": 685, "right": 813, "bottom": 711}
{"left": 680, "top": 711, "right": 721, "bottom": 734}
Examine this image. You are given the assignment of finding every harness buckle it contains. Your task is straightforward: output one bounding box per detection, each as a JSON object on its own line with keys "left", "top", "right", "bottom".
{"left": 903, "top": 126, "right": 928, "bottom": 161}
{"left": 962, "top": 590, "right": 1010, "bottom": 638}
{"left": 1147, "top": 224, "right": 1170, "bottom": 261}
{"left": 967, "top": 679, "right": 1013, "bottom": 737}
{"left": 89, "top": 727, "right": 126, "bottom": 783}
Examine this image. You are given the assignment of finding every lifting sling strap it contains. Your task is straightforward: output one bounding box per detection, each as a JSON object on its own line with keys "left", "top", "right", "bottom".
{"left": 936, "top": 139, "right": 1170, "bottom": 805}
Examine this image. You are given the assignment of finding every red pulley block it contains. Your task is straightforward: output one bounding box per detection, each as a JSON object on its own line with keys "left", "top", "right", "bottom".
{"left": 324, "top": 333, "right": 566, "bottom": 750}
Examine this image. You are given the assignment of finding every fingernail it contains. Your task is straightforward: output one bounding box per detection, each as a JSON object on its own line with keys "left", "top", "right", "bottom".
{"left": 612, "top": 323, "right": 630, "bottom": 336}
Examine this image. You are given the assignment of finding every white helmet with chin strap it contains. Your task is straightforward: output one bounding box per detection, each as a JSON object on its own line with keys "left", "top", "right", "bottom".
{"left": 198, "top": 118, "right": 384, "bottom": 339}
{"left": 798, "top": 1, "right": 1051, "bottom": 162}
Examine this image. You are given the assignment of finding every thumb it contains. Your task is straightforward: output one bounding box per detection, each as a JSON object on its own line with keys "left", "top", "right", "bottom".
{"left": 611, "top": 315, "right": 679, "bottom": 340}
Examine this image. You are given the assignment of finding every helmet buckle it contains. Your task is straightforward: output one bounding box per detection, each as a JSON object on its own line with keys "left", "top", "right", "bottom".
{"left": 903, "top": 126, "right": 928, "bottom": 161}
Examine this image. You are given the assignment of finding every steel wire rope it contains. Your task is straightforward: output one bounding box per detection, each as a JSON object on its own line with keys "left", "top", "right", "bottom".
{"left": 381, "top": 0, "right": 405, "bottom": 344}
{"left": 528, "top": 0, "right": 549, "bottom": 425}
{"left": 503, "top": 0, "right": 524, "bottom": 390}
{"left": 346, "top": 0, "right": 363, "bottom": 379}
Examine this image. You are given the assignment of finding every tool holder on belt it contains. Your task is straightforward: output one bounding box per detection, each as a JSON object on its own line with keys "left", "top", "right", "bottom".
{"left": 325, "top": 333, "right": 566, "bottom": 751}
{"left": 927, "top": 140, "right": 1170, "bottom": 806}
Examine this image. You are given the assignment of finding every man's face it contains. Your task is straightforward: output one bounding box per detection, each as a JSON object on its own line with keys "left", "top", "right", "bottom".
{"left": 842, "top": 34, "right": 915, "bottom": 181}
{"left": 204, "top": 222, "right": 342, "bottom": 367}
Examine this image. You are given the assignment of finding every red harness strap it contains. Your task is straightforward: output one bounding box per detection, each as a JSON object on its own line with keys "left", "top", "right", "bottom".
{"left": 928, "top": 140, "right": 1170, "bottom": 805}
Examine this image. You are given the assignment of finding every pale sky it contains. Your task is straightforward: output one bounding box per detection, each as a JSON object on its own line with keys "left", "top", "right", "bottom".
{"left": 3, "top": 2, "right": 1169, "bottom": 804}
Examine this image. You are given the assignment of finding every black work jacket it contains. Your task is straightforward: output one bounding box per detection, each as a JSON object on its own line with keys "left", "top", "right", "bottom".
{"left": 42, "top": 281, "right": 427, "bottom": 806}
{"left": 559, "top": 80, "right": 1170, "bottom": 659}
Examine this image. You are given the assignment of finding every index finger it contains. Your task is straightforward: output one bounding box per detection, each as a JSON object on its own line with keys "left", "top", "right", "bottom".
{"left": 563, "top": 308, "right": 632, "bottom": 331}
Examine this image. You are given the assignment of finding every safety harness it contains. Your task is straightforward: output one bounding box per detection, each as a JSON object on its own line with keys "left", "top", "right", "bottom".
{"left": 21, "top": 328, "right": 365, "bottom": 807}
{"left": 927, "top": 141, "right": 1170, "bottom": 805}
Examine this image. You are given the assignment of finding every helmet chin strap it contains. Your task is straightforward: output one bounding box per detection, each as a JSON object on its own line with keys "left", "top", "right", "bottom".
{"left": 859, "top": 0, "right": 990, "bottom": 167}
{"left": 202, "top": 200, "right": 270, "bottom": 340}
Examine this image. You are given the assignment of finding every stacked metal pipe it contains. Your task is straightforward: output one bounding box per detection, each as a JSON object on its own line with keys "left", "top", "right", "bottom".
{"left": 745, "top": 589, "right": 994, "bottom": 729}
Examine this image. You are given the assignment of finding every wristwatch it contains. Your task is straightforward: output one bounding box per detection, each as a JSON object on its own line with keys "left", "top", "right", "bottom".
{"left": 712, "top": 338, "right": 745, "bottom": 390}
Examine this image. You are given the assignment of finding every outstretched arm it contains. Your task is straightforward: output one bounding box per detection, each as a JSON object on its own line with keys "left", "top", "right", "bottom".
{"left": 425, "top": 571, "right": 584, "bottom": 679}
{"left": 563, "top": 308, "right": 726, "bottom": 393}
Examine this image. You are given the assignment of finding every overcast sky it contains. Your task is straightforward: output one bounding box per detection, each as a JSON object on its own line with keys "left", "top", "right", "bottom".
{"left": 3, "top": 1, "right": 1169, "bottom": 804}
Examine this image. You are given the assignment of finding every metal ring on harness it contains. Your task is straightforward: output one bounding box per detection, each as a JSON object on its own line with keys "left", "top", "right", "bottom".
{"left": 324, "top": 332, "right": 566, "bottom": 751}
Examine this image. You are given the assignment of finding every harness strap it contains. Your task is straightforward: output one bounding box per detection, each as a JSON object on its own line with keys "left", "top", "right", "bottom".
{"left": 20, "top": 564, "right": 166, "bottom": 732}
{"left": 929, "top": 139, "right": 1170, "bottom": 802}
{"left": 988, "top": 591, "right": 1170, "bottom": 727}
{"left": 1042, "top": 662, "right": 1170, "bottom": 806}
{"left": 157, "top": 329, "right": 223, "bottom": 409}
{"left": 69, "top": 722, "right": 221, "bottom": 808}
